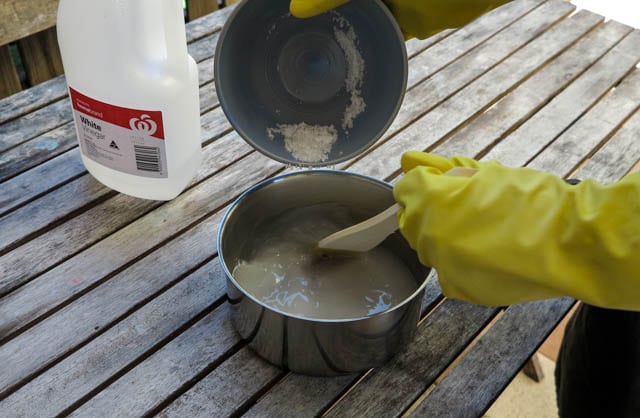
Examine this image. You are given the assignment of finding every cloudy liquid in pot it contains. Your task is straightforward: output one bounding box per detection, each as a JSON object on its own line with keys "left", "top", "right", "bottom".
{"left": 232, "top": 203, "right": 417, "bottom": 320}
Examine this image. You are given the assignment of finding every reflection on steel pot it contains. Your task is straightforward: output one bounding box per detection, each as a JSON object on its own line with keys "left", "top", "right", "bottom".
{"left": 218, "top": 170, "right": 430, "bottom": 376}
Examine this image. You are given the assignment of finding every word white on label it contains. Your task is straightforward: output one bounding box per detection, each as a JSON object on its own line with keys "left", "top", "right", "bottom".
{"left": 69, "top": 88, "right": 169, "bottom": 178}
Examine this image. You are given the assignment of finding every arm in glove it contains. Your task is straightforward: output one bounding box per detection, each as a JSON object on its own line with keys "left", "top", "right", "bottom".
{"left": 393, "top": 151, "right": 640, "bottom": 311}
{"left": 290, "top": 0, "right": 513, "bottom": 39}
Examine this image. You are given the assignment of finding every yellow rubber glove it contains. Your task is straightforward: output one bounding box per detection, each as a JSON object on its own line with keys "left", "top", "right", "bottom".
{"left": 393, "top": 151, "right": 640, "bottom": 311}
{"left": 290, "top": 0, "right": 513, "bottom": 39}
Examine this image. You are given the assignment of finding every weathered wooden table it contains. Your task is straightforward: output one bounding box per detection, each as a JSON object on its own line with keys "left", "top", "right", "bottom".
{"left": 2, "top": 0, "right": 639, "bottom": 416}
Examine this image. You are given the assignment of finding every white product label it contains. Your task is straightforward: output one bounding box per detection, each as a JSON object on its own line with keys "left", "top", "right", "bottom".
{"left": 69, "top": 87, "right": 168, "bottom": 178}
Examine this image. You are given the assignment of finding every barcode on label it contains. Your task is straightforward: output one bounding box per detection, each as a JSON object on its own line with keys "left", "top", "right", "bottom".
{"left": 134, "top": 145, "right": 161, "bottom": 172}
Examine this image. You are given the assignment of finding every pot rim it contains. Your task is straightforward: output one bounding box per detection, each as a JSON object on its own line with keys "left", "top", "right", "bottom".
{"left": 217, "top": 169, "right": 430, "bottom": 324}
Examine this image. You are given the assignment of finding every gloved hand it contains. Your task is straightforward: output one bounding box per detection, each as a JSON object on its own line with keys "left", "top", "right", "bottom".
{"left": 393, "top": 151, "right": 640, "bottom": 311}
{"left": 290, "top": 0, "right": 513, "bottom": 39}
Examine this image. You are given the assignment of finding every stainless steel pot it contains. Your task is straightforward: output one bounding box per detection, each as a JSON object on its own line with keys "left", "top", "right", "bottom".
{"left": 218, "top": 170, "right": 430, "bottom": 376}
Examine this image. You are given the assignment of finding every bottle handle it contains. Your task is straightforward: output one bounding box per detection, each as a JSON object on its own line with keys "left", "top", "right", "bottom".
{"left": 116, "top": 0, "right": 190, "bottom": 72}
{"left": 162, "top": 0, "right": 191, "bottom": 65}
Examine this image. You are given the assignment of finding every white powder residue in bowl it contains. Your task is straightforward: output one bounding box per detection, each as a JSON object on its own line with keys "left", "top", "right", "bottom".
{"left": 266, "top": 14, "right": 366, "bottom": 164}
{"left": 267, "top": 123, "right": 338, "bottom": 163}
{"left": 334, "top": 17, "right": 366, "bottom": 130}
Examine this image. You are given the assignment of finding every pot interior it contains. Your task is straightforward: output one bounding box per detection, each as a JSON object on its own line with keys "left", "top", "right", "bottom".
{"left": 219, "top": 170, "right": 429, "bottom": 320}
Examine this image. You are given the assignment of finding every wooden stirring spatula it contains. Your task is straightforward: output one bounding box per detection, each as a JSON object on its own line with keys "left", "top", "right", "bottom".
{"left": 316, "top": 167, "right": 478, "bottom": 253}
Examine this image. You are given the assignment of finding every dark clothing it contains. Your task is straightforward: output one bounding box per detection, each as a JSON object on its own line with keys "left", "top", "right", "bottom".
{"left": 555, "top": 303, "right": 640, "bottom": 417}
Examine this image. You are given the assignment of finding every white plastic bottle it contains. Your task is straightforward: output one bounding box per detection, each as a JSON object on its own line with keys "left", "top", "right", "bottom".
{"left": 57, "top": 0, "right": 201, "bottom": 200}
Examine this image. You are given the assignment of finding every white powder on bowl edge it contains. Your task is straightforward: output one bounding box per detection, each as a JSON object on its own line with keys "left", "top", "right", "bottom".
{"left": 334, "top": 21, "right": 366, "bottom": 130}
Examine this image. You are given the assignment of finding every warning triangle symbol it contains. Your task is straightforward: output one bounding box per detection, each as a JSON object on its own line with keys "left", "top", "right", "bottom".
{"left": 109, "top": 140, "right": 119, "bottom": 150}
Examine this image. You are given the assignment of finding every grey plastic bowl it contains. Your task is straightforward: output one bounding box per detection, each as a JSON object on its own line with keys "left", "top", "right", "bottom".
{"left": 215, "top": 0, "right": 407, "bottom": 166}
{"left": 218, "top": 170, "right": 430, "bottom": 375}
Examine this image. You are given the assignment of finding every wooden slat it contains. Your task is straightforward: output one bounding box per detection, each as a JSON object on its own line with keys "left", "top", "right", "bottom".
{"left": 345, "top": 6, "right": 601, "bottom": 178}
{"left": 437, "top": 20, "right": 633, "bottom": 161}
{"left": 0, "top": 174, "right": 113, "bottom": 253}
{"left": 0, "top": 0, "right": 58, "bottom": 47}
{"left": 17, "top": 28, "right": 64, "bottom": 86}
{"left": 574, "top": 106, "right": 640, "bottom": 182}
{"left": 0, "top": 121, "right": 77, "bottom": 182}
{"left": 0, "top": 98, "right": 71, "bottom": 153}
{"left": 1, "top": 262, "right": 226, "bottom": 413}
{"left": 187, "top": 0, "right": 218, "bottom": 21}
{"left": 0, "top": 148, "right": 86, "bottom": 216}
{"left": 158, "top": 348, "right": 285, "bottom": 418}
{"left": 0, "top": 214, "right": 228, "bottom": 400}
{"left": 484, "top": 29, "right": 640, "bottom": 166}
{"left": 239, "top": 374, "right": 358, "bottom": 418}
{"left": 379, "top": 1, "right": 588, "bottom": 157}
{"left": 410, "top": 298, "right": 575, "bottom": 417}
{"left": 0, "top": 45, "right": 22, "bottom": 98}
{"left": 0, "top": 75, "right": 66, "bottom": 125}
{"left": 405, "top": 29, "right": 455, "bottom": 59}
{"left": 382, "top": 3, "right": 584, "bottom": 147}
{"left": 530, "top": 69, "right": 640, "bottom": 177}
{"left": 68, "top": 316, "right": 280, "bottom": 417}
{"left": 184, "top": 1, "right": 235, "bottom": 43}
{"left": 404, "top": 0, "right": 546, "bottom": 88}
{"left": 187, "top": 32, "right": 221, "bottom": 64}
